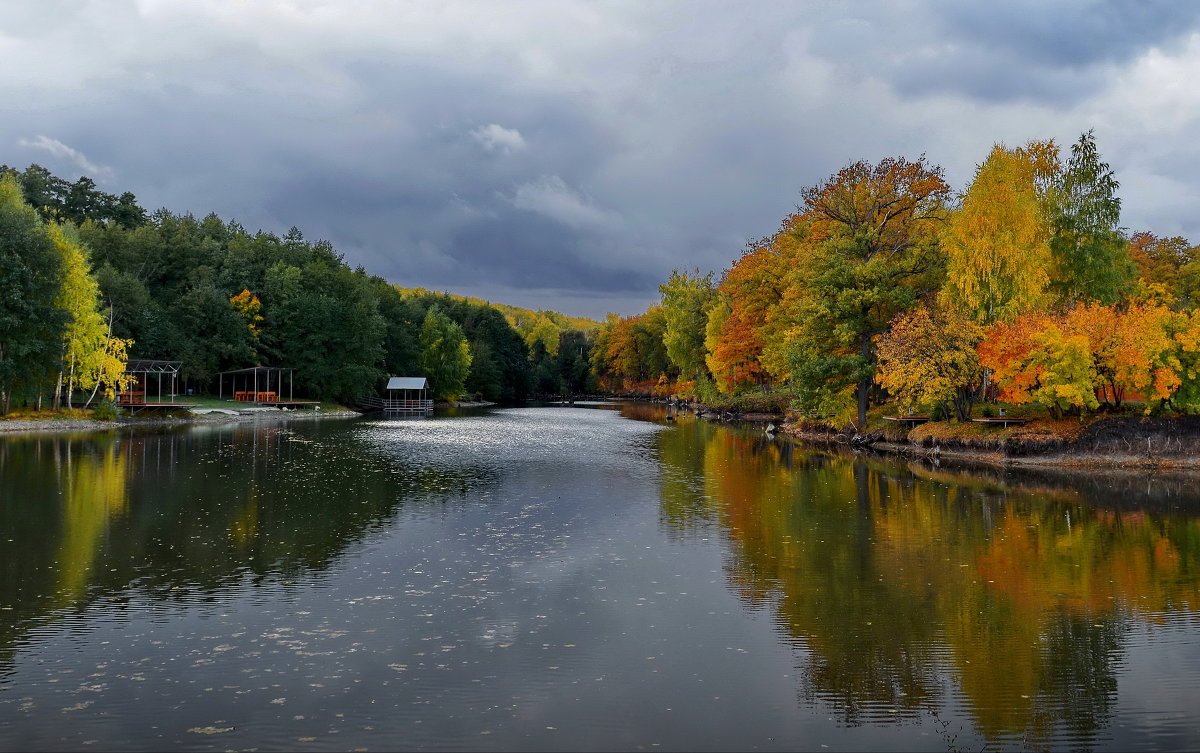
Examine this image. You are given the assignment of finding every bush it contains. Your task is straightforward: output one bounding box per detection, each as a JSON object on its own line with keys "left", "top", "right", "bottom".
{"left": 91, "top": 398, "right": 121, "bottom": 421}
{"left": 981, "top": 406, "right": 995, "bottom": 418}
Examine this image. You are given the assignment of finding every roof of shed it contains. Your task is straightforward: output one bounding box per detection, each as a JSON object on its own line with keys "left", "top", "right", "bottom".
{"left": 386, "top": 377, "right": 428, "bottom": 390}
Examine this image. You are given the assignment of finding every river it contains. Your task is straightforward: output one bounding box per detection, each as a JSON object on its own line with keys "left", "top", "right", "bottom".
{"left": 1, "top": 403, "right": 1198, "bottom": 751}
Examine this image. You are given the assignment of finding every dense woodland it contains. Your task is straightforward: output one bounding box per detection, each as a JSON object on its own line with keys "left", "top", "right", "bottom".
{"left": 4, "top": 131, "right": 1200, "bottom": 423}
{"left": 593, "top": 132, "right": 1200, "bottom": 426}
{"left": 0, "top": 165, "right": 598, "bottom": 413}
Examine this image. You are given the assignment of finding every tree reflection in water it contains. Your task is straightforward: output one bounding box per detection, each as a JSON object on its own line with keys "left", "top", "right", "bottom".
{"left": 0, "top": 421, "right": 492, "bottom": 672}
{"left": 649, "top": 407, "right": 1200, "bottom": 749}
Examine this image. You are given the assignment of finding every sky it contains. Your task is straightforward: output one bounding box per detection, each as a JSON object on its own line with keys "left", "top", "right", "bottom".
{"left": 4, "top": 1, "right": 1200, "bottom": 319}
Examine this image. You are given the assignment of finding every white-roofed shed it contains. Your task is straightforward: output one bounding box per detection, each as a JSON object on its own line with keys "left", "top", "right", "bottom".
{"left": 383, "top": 376, "right": 433, "bottom": 414}
{"left": 386, "top": 377, "right": 428, "bottom": 390}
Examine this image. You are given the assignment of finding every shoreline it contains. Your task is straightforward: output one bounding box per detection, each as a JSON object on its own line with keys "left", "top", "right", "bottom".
{"left": 0, "top": 408, "right": 362, "bottom": 436}
{"left": 780, "top": 421, "right": 1200, "bottom": 472}
{"left": 0, "top": 399, "right": 500, "bottom": 437}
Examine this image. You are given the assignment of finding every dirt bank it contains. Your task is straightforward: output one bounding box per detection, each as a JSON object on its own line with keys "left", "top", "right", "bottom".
{"left": 782, "top": 415, "right": 1200, "bottom": 470}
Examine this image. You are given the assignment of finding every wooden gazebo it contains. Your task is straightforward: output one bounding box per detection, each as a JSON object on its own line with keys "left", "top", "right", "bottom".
{"left": 217, "top": 366, "right": 319, "bottom": 409}
{"left": 116, "top": 360, "right": 199, "bottom": 412}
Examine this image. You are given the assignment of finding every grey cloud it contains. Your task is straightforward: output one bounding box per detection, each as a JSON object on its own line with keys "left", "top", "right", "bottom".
{"left": 4, "top": 1, "right": 1200, "bottom": 316}
{"left": 804, "top": 1, "right": 1200, "bottom": 105}
{"left": 936, "top": 1, "right": 1200, "bottom": 69}
{"left": 16, "top": 135, "right": 113, "bottom": 181}
{"left": 471, "top": 124, "right": 527, "bottom": 154}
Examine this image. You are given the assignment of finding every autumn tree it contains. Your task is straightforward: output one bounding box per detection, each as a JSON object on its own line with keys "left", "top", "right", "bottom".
{"left": 49, "top": 223, "right": 132, "bottom": 408}
{"left": 588, "top": 314, "right": 622, "bottom": 392}
{"left": 659, "top": 268, "right": 716, "bottom": 381}
{"left": 601, "top": 308, "right": 671, "bottom": 390}
{"left": 229, "top": 288, "right": 263, "bottom": 362}
{"left": 978, "top": 314, "right": 1099, "bottom": 417}
{"left": 1047, "top": 131, "right": 1135, "bottom": 306}
{"left": 978, "top": 303, "right": 1188, "bottom": 417}
{"left": 704, "top": 228, "right": 806, "bottom": 394}
{"left": 874, "top": 305, "right": 984, "bottom": 420}
{"left": 524, "top": 314, "right": 561, "bottom": 358}
{"left": 942, "top": 141, "right": 1057, "bottom": 323}
{"left": 1163, "top": 308, "right": 1200, "bottom": 413}
{"left": 1126, "top": 231, "right": 1196, "bottom": 306}
{"left": 782, "top": 157, "right": 951, "bottom": 426}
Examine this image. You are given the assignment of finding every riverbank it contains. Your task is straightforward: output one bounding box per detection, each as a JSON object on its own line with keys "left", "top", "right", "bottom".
{"left": 781, "top": 414, "right": 1200, "bottom": 470}
{"left": 0, "top": 407, "right": 362, "bottom": 435}
{"left": 0, "top": 398, "right": 507, "bottom": 436}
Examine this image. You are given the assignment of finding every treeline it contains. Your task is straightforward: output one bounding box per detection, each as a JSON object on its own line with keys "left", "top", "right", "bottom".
{"left": 594, "top": 132, "right": 1200, "bottom": 425}
{"left": 0, "top": 165, "right": 599, "bottom": 411}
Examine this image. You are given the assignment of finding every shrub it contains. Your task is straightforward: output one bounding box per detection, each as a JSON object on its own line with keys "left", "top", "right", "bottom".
{"left": 92, "top": 398, "right": 121, "bottom": 421}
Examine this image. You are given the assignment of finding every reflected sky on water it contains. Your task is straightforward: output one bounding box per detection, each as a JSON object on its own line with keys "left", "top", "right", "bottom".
{"left": 1, "top": 406, "right": 1198, "bottom": 751}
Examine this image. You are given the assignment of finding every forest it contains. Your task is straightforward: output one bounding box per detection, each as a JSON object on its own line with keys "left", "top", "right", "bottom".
{"left": 0, "top": 165, "right": 599, "bottom": 413}
{"left": 4, "top": 130, "right": 1200, "bottom": 425}
{"left": 592, "top": 131, "right": 1200, "bottom": 427}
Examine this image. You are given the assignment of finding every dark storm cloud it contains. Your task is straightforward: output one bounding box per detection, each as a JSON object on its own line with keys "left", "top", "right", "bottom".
{"left": 448, "top": 215, "right": 656, "bottom": 292}
{"left": 922, "top": 2, "right": 1200, "bottom": 103}
{"left": 807, "top": 1, "right": 1200, "bottom": 105}
{"left": 936, "top": 1, "right": 1200, "bottom": 69}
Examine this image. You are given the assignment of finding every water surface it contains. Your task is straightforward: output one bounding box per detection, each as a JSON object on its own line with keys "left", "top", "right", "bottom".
{"left": 1, "top": 405, "right": 1198, "bottom": 751}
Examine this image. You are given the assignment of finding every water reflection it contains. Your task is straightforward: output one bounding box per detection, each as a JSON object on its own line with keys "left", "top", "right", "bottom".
{"left": 647, "top": 405, "right": 1200, "bottom": 749}
{"left": 0, "top": 419, "right": 492, "bottom": 673}
{"left": 1, "top": 407, "right": 1198, "bottom": 751}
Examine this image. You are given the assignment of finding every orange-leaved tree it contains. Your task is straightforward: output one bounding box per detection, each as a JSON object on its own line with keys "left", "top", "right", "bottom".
{"left": 1065, "top": 303, "right": 1178, "bottom": 409}
{"left": 978, "top": 313, "right": 1098, "bottom": 417}
{"left": 705, "top": 227, "right": 801, "bottom": 394}
{"left": 980, "top": 303, "right": 1189, "bottom": 416}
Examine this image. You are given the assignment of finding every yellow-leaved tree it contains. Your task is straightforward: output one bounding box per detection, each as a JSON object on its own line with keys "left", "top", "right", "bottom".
{"left": 525, "top": 315, "right": 561, "bottom": 358}
{"left": 874, "top": 305, "right": 984, "bottom": 420}
{"left": 942, "top": 141, "right": 1059, "bottom": 323}
{"left": 49, "top": 223, "right": 132, "bottom": 409}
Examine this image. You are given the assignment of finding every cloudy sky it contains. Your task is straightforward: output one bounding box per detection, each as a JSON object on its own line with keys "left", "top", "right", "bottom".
{"left": 4, "top": 1, "right": 1200, "bottom": 318}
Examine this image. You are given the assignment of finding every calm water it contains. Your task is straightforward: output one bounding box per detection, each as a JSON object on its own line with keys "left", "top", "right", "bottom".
{"left": 1, "top": 404, "right": 1198, "bottom": 751}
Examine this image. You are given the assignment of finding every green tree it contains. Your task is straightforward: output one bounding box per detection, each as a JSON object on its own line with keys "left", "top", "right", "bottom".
{"left": 784, "top": 157, "right": 950, "bottom": 427}
{"left": 0, "top": 174, "right": 65, "bottom": 413}
{"left": 1048, "top": 131, "right": 1135, "bottom": 306}
{"left": 659, "top": 268, "right": 716, "bottom": 380}
{"left": 555, "top": 329, "right": 594, "bottom": 394}
{"left": 419, "top": 305, "right": 472, "bottom": 400}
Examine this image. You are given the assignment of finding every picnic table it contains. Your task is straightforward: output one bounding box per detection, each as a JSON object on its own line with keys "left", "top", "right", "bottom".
{"left": 234, "top": 391, "right": 278, "bottom": 402}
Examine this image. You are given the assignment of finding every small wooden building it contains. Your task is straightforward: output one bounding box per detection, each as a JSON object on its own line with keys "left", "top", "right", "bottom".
{"left": 384, "top": 377, "right": 433, "bottom": 414}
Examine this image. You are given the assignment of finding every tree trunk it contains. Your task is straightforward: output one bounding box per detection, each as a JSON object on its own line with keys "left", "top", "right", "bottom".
{"left": 66, "top": 355, "right": 77, "bottom": 410}
{"left": 856, "top": 334, "right": 871, "bottom": 428}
